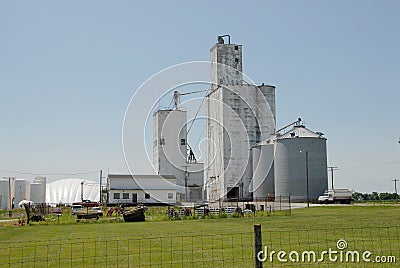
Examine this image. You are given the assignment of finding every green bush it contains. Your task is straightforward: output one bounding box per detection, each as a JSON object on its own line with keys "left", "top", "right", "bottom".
{"left": 219, "top": 213, "right": 228, "bottom": 218}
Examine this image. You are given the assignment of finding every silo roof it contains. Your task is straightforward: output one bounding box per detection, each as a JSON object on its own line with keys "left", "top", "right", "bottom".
{"left": 254, "top": 125, "right": 325, "bottom": 147}
{"left": 277, "top": 125, "right": 324, "bottom": 139}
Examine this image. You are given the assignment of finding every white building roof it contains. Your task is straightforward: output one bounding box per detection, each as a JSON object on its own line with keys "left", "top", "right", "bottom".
{"left": 108, "top": 174, "right": 177, "bottom": 190}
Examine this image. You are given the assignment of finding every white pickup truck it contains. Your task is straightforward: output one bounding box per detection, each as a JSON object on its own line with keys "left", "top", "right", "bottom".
{"left": 318, "top": 189, "right": 354, "bottom": 204}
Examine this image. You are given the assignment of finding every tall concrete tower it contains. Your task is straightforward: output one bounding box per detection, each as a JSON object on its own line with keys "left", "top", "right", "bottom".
{"left": 210, "top": 42, "right": 243, "bottom": 87}
{"left": 206, "top": 36, "right": 276, "bottom": 201}
{"left": 153, "top": 108, "right": 204, "bottom": 202}
{"left": 153, "top": 109, "right": 187, "bottom": 200}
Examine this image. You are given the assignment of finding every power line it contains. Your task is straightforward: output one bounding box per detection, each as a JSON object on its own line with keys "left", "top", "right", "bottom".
{"left": 0, "top": 169, "right": 98, "bottom": 176}
{"left": 187, "top": 89, "right": 210, "bottom": 135}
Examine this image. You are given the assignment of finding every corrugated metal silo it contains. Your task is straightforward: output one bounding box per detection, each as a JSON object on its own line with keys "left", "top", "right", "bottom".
{"left": 274, "top": 125, "right": 328, "bottom": 201}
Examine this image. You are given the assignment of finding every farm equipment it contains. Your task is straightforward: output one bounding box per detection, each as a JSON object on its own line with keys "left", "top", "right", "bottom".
{"left": 76, "top": 209, "right": 99, "bottom": 221}
{"left": 122, "top": 206, "right": 147, "bottom": 222}
{"left": 23, "top": 203, "right": 48, "bottom": 224}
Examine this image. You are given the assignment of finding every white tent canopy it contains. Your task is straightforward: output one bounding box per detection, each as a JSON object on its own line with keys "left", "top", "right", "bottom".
{"left": 18, "top": 200, "right": 34, "bottom": 208}
{"left": 46, "top": 178, "right": 99, "bottom": 205}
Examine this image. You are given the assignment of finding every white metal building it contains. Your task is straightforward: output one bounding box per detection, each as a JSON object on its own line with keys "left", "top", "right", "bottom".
{"left": 46, "top": 178, "right": 99, "bottom": 204}
{"left": 107, "top": 174, "right": 177, "bottom": 205}
{"left": 153, "top": 109, "right": 204, "bottom": 202}
{"left": 206, "top": 39, "right": 276, "bottom": 201}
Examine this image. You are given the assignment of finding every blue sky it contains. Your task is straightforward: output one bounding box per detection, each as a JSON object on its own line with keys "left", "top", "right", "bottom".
{"left": 1, "top": 1, "right": 399, "bottom": 193}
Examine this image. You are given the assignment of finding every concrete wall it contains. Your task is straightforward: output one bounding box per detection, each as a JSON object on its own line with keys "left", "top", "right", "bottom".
{"left": 206, "top": 87, "right": 225, "bottom": 200}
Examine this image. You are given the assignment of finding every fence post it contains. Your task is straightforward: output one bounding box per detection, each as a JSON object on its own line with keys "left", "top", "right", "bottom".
{"left": 254, "top": 224, "right": 263, "bottom": 268}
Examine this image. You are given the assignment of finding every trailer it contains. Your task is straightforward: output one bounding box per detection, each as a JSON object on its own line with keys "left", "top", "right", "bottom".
{"left": 318, "top": 189, "right": 354, "bottom": 204}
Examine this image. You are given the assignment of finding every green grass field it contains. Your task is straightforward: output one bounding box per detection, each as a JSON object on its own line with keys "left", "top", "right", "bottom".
{"left": 1, "top": 205, "right": 399, "bottom": 267}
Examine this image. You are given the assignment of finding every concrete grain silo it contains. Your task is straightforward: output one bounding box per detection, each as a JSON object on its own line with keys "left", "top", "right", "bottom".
{"left": 274, "top": 124, "right": 328, "bottom": 202}
{"left": 30, "top": 176, "right": 46, "bottom": 204}
{"left": 252, "top": 137, "right": 275, "bottom": 200}
{"left": 14, "top": 179, "right": 31, "bottom": 207}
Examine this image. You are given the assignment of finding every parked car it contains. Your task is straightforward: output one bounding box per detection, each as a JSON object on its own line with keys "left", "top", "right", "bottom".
{"left": 72, "top": 205, "right": 83, "bottom": 215}
{"left": 52, "top": 207, "right": 62, "bottom": 215}
{"left": 91, "top": 207, "right": 103, "bottom": 217}
{"left": 243, "top": 209, "right": 252, "bottom": 215}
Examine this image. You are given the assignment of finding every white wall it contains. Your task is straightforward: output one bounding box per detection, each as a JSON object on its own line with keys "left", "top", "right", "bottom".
{"left": 109, "top": 189, "right": 176, "bottom": 204}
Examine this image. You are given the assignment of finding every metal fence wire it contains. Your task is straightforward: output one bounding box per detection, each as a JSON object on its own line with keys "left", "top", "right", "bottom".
{"left": 0, "top": 226, "right": 398, "bottom": 267}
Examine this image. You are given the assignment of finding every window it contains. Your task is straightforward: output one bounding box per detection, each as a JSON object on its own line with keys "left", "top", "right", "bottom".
{"left": 114, "top": 193, "right": 120, "bottom": 199}
{"left": 181, "top": 139, "right": 186, "bottom": 145}
{"left": 160, "top": 138, "right": 165, "bottom": 145}
{"left": 123, "top": 193, "right": 129, "bottom": 199}
{"left": 235, "top": 45, "right": 239, "bottom": 50}
{"left": 145, "top": 193, "right": 150, "bottom": 199}
{"left": 168, "top": 193, "right": 174, "bottom": 199}
{"left": 235, "top": 58, "right": 239, "bottom": 63}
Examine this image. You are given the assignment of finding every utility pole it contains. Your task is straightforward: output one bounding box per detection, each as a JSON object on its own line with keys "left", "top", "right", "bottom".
{"left": 305, "top": 151, "right": 309, "bottom": 208}
{"left": 327, "top": 167, "right": 338, "bottom": 189}
{"left": 99, "top": 170, "right": 104, "bottom": 205}
{"left": 8, "top": 177, "right": 15, "bottom": 211}
{"left": 182, "top": 165, "right": 189, "bottom": 202}
{"left": 392, "top": 179, "right": 399, "bottom": 200}
{"left": 300, "top": 150, "right": 310, "bottom": 207}
{"left": 81, "top": 181, "right": 84, "bottom": 202}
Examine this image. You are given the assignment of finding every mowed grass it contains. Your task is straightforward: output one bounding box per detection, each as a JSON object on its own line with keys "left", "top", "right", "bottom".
{"left": 0, "top": 205, "right": 399, "bottom": 267}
